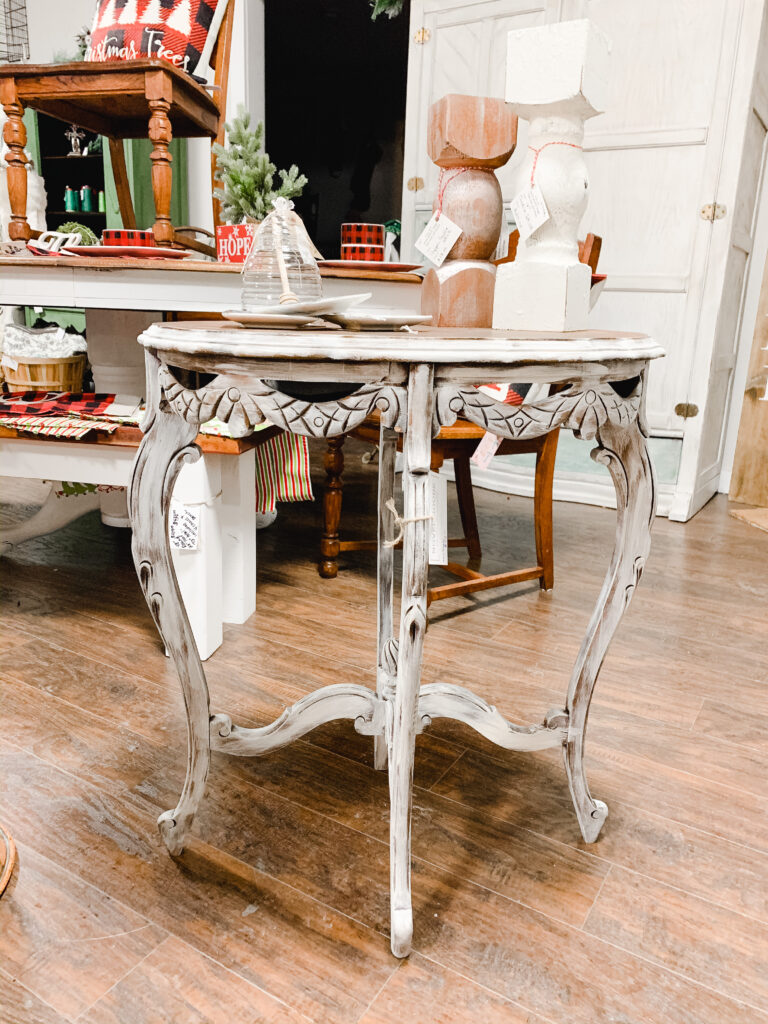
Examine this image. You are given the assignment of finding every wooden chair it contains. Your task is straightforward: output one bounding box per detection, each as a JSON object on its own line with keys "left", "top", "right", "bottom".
{"left": 320, "top": 235, "right": 604, "bottom": 605}
{"left": 320, "top": 418, "right": 558, "bottom": 605}
{"left": 0, "top": 1, "right": 234, "bottom": 255}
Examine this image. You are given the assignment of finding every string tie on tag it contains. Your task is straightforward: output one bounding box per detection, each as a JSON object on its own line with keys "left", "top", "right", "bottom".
{"left": 528, "top": 142, "right": 582, "bottom": 187}
{"left": 435, "top": 167, "right": 470, "bottom": 220}
{"left": 383, "top": 497, "right": 433, "bottom": 548}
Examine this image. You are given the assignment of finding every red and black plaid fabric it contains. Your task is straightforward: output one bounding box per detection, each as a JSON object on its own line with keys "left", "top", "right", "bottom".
{"left": 101, "top": 228, "right": 155, "bottom": 247}
{"left": 341, "top": 223, "right": 385, "bottom": 247}
{"left": 86, "top": 0, "right": 230, "bottom": 80}
{"left": 341, "top": 244, "right": 384, "bottom": 262}
{"left": 0, "top": 392, "right": 115, "bottom": 416}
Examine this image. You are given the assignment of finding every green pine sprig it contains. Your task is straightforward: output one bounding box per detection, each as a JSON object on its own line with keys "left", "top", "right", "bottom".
{"left": 212, "top": 107, "right": 308, "bottom": 224}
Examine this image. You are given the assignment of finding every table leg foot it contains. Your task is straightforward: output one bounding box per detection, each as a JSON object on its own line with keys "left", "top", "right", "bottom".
{"left": 391, "top": 904, "right": 414, "bottom": 959}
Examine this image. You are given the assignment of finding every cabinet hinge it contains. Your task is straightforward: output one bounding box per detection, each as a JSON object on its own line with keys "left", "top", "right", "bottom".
{"left": 413, "top": 27, "right": 431, "bottom": 44}
{"left": 675, "top": 402, "right": 699, "bottom": 419}
{"left": 700, "top": 203, "right": 726, "bottom": 221}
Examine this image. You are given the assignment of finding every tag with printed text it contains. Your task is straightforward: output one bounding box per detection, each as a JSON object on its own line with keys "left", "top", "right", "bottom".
{"left": 169, "top": 502, "right": 200, "bottom": 551}
{"left": 414, "top": 212, "right": 462, "bottom": 267}
{"left": 427, "top": 471, "right": 448, "bottom": 565}
{"left": 493, "top": 214, "right": 510, "bottom": 262}
{"left": 509, "top": 184, "right": 549, "bottom": 242}
{"left": 471, "top": 431, "right": 503, "bottom": 471}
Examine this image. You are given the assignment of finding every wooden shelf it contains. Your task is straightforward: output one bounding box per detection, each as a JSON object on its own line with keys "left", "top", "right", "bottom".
{"left": 42, "top": 154, "right": 103, "bottom": 162}
{"left": 48, "top": 210, "right": 106, "bottom": 217}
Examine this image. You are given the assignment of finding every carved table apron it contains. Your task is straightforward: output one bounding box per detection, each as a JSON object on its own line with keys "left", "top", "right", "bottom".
{"left": 129, "top": 322, "right": 664, "bottom": 959}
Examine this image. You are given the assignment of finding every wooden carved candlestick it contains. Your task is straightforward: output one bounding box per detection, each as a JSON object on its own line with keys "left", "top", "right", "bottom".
{"left": 421, "top": 95, "right": 517, "bottom": 328}
{"left": 493, "top": 19, "right": 611, "bottom": 332}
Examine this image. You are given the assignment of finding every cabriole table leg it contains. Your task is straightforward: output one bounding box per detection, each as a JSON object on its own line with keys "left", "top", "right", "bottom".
{"left": 129, "top": 349, "right": 211, "bottom": 855}
{"left": 388, "top": 363, "right": 434, "bottom": 958}
{"left": 564, "top": 399, "right": 656, "bottom": 842}
{"left": 375, "top": 424, "right": 398, "bottom": 771}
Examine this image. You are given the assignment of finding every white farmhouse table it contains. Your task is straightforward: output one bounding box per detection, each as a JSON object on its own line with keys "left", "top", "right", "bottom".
{"left": 132, "top": 320, "right": 663, "bottom": 958}
{"left": 0, "top": 256, "right": 420, "bottom": 658}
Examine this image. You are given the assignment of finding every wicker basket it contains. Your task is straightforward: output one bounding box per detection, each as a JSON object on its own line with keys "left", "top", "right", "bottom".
{"left": 1, "top": 353, "right": 87, "bottom": 392}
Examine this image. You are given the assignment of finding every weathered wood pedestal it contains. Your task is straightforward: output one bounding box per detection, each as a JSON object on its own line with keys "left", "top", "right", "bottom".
{"left": 130, "top": 321, "right": 663, "bottom": 958}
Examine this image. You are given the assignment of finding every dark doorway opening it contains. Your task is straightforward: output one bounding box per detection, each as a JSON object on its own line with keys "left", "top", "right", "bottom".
{"left": 264, "top": 1, "right": 409, "bottom": 258}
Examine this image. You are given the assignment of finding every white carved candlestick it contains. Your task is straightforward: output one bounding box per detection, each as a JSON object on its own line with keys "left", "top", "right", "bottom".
{"left": 493, "top": 19, "right": 610, "bottom": 332}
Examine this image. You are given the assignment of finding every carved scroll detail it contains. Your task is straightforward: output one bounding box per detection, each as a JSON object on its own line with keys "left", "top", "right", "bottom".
{"left": 210, "top": 685, "right": 385, "bottom": 756}
{"left": 159, "top": 366, "right": 406, "bottom": 438}
{"left": 418, "top": 683, "right": 569, "bottom": 751}
{"left": 433, "top": 381, "right": 641, "bottom": 441}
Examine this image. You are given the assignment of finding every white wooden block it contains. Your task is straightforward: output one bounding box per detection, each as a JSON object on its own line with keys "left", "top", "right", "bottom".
{"left": 218, "top": 450, "right": 257, "bottom": 625}
{"left": 505, "top": 19, "right": 611, "bottom": 119}
{"left": 493, "top": 260, "right": 591, "bottom": 331}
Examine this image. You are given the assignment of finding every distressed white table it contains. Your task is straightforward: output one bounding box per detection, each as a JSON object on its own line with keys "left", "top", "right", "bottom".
{"left": 131, "top": 321, "right": 663, "bottom": 958}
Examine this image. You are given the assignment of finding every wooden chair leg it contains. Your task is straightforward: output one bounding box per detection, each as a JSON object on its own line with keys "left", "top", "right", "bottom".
{"left": 453, "top": 455, "right": 482, "bottom": 562}
{"left": 534, "top": 429, "right": 559, "bottom": 590}
{"left": 0, "top": 83, "right": 30, "bottom": 241}
{"left": 147, "top": 74, "right": 174, "bottom": 245}
{"left": 108, "top": 138, "right": 138, "bottom": 229}
{"left": 320, "top": 435, "right": 346, "bottom": 578}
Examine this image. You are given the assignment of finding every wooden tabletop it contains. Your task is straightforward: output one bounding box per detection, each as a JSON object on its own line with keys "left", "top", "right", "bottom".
{"left": 0, "top": 254, "right": 422, "bottom": 285}
{"left": 142, "top": 320, "right": 664, "bottom": 372}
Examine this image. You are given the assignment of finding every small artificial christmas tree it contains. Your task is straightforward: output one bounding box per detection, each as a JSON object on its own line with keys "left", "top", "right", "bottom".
{"left": 213, "top": 106, "right": 308, "bottom": 224}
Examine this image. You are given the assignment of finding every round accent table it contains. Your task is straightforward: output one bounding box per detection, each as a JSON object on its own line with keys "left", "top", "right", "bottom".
{"left": 130, "top": 322, "right": 664, "bottom": 958}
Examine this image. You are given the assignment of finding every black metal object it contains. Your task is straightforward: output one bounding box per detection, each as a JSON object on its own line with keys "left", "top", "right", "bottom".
{"left": 0, "top": 0, "right": 29, "bottom": 63}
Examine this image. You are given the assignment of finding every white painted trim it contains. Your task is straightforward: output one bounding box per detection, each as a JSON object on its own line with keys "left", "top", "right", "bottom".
{"left": 584, "top": 126, "right": 709, "bottom": 151}
{"left": 603, "top": 275, "right": 688, "bottom": 293}
{"left": 441, "top": 461, "right": 675, "bottom": 517}
{"left": 719, "top": 146, "right": 768, "bottom": 493}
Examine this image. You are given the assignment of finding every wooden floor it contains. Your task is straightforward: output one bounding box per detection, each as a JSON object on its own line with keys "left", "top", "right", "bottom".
{"left": 1, "top": 441, "right": 767, "bottom": 1024}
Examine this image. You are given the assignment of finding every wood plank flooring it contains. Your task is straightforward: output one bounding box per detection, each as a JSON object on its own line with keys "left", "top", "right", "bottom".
{"left": 1, "top": 440, "right": 767, "bottom": 1024}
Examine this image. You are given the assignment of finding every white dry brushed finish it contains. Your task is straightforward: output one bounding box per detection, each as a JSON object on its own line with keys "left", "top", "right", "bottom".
{"left": 129, "top": 348, "right": 210, "bottom": 856}
{"left": 563, "top": 382, "right": 656, "bottom": 842}
{"left": 389, "top": 363, "right": 435, "bottom": 958}
{"left": 418, "top": 683, "right": 569, "bottom": 751}
{"left": 129, "top": 323, "right": 661, "bottom": 958}
{"left": 210, "top": 685, "right": 386, "bottom": 757}
{"left": 433, "top": 379, "right": 642, "bottom": 440}
{"left": 158, "top": 365, "right": 407, "bottom": 439}
{"left": 375, "top": 425, "right": 398, "bottom": 771}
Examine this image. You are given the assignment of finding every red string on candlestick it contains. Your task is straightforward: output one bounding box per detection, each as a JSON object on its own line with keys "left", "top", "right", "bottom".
{"left": 435, "top": 167, "right": 469, "bottom": 219}
{"left": 528, "top": 141, "right": 582, "bottom": 187}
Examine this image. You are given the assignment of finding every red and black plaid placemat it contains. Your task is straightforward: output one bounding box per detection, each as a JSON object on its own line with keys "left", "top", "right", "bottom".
{"left": 0, "top": 392, "right": 116, "bottom": 417}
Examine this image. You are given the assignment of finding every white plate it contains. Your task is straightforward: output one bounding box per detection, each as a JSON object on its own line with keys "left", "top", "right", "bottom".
{"left": 221, "top": 310, "right": 323, "bottom": 328}
{"left": 323, "top": 309, "right": 434, "bottom": 330}
{"left": 232, "top": 293, "right": 372, "bottom": 316}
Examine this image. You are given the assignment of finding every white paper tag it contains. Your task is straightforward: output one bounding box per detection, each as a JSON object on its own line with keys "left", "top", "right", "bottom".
{"left": 427, "top": 471, "right": 448, "bottom": 566}
{"left": 169, "top": 502, "right": 200, "bottom": 551}
{"left": 471, "top": 431, "right": 503, "bottom": 470}
{"left": 493, "top": 214, "right": 510, "bottom": 262}
{"left": 1, "top": 354, "right": 19, "bottom": 371}
{"left": 414, "top": 212, "right": 462, "bottom": 267}
{"left": 510, "top": 184, "right": 549, "bottom": 242}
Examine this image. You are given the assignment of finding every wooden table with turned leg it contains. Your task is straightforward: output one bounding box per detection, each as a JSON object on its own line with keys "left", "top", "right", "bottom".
{"left": 129, "top": 321, "right": 663, "bottom": 958}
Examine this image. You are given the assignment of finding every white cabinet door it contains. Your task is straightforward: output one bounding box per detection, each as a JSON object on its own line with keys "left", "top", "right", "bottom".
{"left": 401, "top": 0, "right": 768, "bottom": 521}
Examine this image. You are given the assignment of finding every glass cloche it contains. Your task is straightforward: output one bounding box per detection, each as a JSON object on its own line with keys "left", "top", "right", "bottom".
{"left": 241, "top": 196, "right": 322, "bottom": 310}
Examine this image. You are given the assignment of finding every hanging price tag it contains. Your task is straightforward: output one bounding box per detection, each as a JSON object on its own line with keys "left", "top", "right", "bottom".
{"left": 414, "top": 212, "right": 462, "bottom": 267}
{"left": 471, "top": 431, "right": 502, "bottom": 470}
{"left": 509, "top": 184, "right": 550, "bottom": 242}
{"left": 493, "top": 214, "right": 510, "bottom": 262}
{"left": 427, "top": 471, "right": 448, "bottom": 565}
{"left": 169, "top": 502, "right": 200, "bottom": 551}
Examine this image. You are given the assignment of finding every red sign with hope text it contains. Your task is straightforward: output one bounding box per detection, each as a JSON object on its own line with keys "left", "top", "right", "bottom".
{"left": 215, "top": 223, "right": 258, "bottom": 264}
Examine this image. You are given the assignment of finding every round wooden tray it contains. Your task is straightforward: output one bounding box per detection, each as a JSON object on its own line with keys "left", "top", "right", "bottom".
{"left": 0, "top": 824, "right": 17, "bottom": 896}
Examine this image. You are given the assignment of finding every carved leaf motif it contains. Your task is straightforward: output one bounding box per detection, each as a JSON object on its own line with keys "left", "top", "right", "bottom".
{"left": 159, "top": 366, "right": 406, "bottom": 439}
{"left": 433, "top": 382, "right": 641, "bottom": 442}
